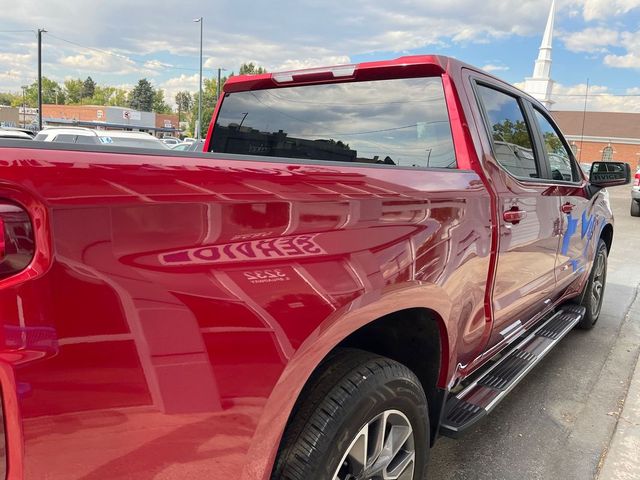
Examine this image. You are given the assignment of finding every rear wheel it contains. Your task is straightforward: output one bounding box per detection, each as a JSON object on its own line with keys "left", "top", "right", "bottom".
{"left": 271, "top": 349, "right": 430, "bottom": 480}
{"left": 631, "top": 199, "right": 640, "bottom": 217}
{"left": 576, "top": 238, "right": 608, "bottom": 329}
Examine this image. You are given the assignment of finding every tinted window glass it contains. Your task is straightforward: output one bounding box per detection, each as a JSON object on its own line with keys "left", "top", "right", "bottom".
{"left": 533, "top": 109, "right": 579, "bottom": 182}
{"left": 211, "top": 77, "right": 456, "bottom": 168}
{"left": 75, "top": 135, "right": 100, "bottom": 145}
{"left": 477, "top": 85, "right": 539, "bottom": 179}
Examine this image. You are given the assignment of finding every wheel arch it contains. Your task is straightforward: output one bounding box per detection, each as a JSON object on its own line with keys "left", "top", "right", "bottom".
{"left": 240, "top": 292, "right": 453, "bottom": 480}
{"left": 600, "top": 222, "right": 613, "bottom": 253}
{"left": 337, "top": 307, "right": 448, "bottom": 443}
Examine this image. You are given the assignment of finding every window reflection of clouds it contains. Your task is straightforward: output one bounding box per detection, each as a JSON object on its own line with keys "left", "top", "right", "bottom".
{"left": 214, "top": 77, "right": 456, "bottom": 168}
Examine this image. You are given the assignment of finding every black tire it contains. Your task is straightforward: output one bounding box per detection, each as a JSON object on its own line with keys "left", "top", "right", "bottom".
{"left": 576, "top": 239, "right": 608, "bottom": 329}
{"left": 631, "top": 199, "right": 640, "bottom": 217}
{"left": 271, "top": 349, "right": 430, "bottom": 480}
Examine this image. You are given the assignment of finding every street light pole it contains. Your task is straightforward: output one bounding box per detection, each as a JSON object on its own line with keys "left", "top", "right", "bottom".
{"left": 194, "top": 17, "right": 203, "bottom": 140}
{"left": 37, "top": 28, "right": 46, "bottom": 131}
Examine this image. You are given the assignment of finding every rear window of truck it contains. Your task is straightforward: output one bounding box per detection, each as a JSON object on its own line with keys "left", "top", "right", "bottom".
{"left": 210, "top": 77, "right": 456, "bottom": 169}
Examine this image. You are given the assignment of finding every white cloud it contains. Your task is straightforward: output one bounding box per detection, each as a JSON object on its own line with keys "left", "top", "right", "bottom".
{"left": 604, "top": 52, "right": 640, "bottom": 68}
{"left": 482, "top": 64, "right": 510, "bottom": 73}
{"left": 0, "top": 0, "right": 567, "bottom": 81}
{"left": 158, "top": 73, "right": 200, "bottom": 107}
{"left": 59, "top": 51, "right": 161, "bottom": 76}
{"left": 0, "top": 51, "right": 37, "bottom": 91}
{"left": 582, "top": 0, "right": 640, "bottom": 21}
{"left": 562, "top": 27, "right": 640, "bottom": 71}
{"left": 562, "top": 27, "right": 620, "bottom": 53}
{"left": 549, "top": 82, "right": 640, "bottom": 112}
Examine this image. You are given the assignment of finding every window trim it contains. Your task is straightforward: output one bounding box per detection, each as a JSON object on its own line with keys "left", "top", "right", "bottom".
{"left": 528, "top": 104, "right": 584, "bottom": 186}
{"left": 471, "top": 78, "right": 546, "bottom": 183}
{"left": 209, "top": 75, "right": 459, "bottom": 171}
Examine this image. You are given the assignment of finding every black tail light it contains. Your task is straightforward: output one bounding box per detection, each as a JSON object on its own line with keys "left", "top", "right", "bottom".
{"left": 0, "top": 203, "right": 35, "bottom": 279}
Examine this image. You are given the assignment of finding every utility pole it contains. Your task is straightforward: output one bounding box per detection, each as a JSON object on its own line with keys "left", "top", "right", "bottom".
{"left": 194, "top": 17, "right": 203, "bottom": 140}
{"left": 216, "top": 68, "right": 227, "bottom": 103}
{"left": 578, "top": 78, "right": 589, "bottom": 163}
{"left": 217, "top": 68, "right": 221, "bottom": 102}
{"left": 21, "top": 86, "right": 27, "bottom": 128}
{"left": 37, "top": 28, "right": 46, "bottom": 131}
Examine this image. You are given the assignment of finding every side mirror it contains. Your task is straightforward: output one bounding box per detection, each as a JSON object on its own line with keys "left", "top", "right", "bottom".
{"left": 589, "top": 162, "right": 632, "bottom": 188}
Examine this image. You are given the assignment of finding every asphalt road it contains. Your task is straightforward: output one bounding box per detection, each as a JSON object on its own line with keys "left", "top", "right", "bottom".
{"left": 429, "top": 185, "right": 640, "bottom": 480}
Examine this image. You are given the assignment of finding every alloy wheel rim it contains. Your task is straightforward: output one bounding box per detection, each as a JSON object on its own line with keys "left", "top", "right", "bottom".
{"left": 332, "top": 409, "right": 415, "bottom": 480}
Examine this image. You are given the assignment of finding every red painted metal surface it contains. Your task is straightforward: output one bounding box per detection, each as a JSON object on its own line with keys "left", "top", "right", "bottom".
{"left": 0, "top": 55, "right": 611, "bottom": 479}
{"left": 0, "top": 148, "right": 490, "bottom": 479}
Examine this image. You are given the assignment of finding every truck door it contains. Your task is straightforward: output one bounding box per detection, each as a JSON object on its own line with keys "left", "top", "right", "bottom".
{"left": 529, "top": 106, "right": 592, "bottom": 294}
{"left": 474, "top": 82, "right": 562, "bottom": 352}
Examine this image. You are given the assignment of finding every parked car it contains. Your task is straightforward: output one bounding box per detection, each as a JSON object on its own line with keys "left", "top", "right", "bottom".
{"left": 161, "top": 137, "right": 181, "bottom": 146}
{"left": 0, "top": 127, "right": 35, "bottom": 138}
{"left": 0, "top": 129, "right": 32, "bottom": 140}
{"left": 0, "top": 55, "right": 631, "bottom": 479}
{"left": 101, "top": 130, "right": 170, "bottom": 149}
{"left": 171, "top": 139, "right": 205, "bottom": 152}
{"left": 632, "top": 167, "right": 640, "bottom": 216}
{"left": 34, "top": 127, "right": 169, "bottom": 149}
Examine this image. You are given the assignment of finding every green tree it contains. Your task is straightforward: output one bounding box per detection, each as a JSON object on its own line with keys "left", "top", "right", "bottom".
{"left": 175, "top": 91, "right": 193, "bottom": 123}
{"left": 152, "top": 88, "right": 172, "bottom": 114}
{"left": 128, "top": 78, "right": 154, "bottom": 112}
{"left": 0, "top": 92, "right": 21, "bottom": 106}
{"left": 64, "top": 79, "right": 84, "bottom": 104}
{"left": 88, "top": 85, "right": 114, "bottom": 105}
{"left": 239, "top": 62, "right": 266, "bottom": 75}
{"left": 82, "top": 76, "right": 96, "bottom": 100}
{"left": 190, "top": 75, "right": 229, "bottom": 137}
{"left": 25, "top": 77, "right": 65, "bottom": 106}
{"left": 109, "top": 88, "right": 129, "bottom": 107}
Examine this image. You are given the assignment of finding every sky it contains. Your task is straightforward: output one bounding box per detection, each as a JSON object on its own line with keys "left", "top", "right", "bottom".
{"left": 1, "top": 0, "right": 640, "bottom": 111}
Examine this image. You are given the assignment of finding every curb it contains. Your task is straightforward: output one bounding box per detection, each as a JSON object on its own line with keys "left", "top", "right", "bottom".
{"left": 597, "top": 297, "right": 640, "bottom": 480}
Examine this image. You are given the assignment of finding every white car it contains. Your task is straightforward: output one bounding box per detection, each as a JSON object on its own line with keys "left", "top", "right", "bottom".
{"left": 0, "top": 129, "right": 33, "bottom": 140}
{"left": 34, "top": 127, "right": 169, "bottom": 150}
{"left": 162, "top": 137, "right": 180, "bottom": 146}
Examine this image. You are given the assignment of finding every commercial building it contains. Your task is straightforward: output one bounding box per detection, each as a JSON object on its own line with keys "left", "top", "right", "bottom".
{"left": 0, "top": 106, "right": 20, "bottom": 128}
{"left": 41, "top": 104, "right": 181, "bottom": 137}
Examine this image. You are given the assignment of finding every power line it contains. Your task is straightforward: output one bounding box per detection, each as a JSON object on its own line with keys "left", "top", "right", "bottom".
{"left": 46, "top": 32, "right": 205, "bottom": 74}
{"left": 553, "top": 93, "right": 640, "bottom": 97}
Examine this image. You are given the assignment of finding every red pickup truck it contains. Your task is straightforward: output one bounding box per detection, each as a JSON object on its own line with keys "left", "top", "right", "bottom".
{"left": 0, "top": 55, "right": 632, "bottom": 480}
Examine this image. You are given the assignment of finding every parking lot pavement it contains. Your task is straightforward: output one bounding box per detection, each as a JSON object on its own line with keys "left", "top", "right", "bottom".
{"left": 429, "top": 185, "right": 640, "bottom": 480}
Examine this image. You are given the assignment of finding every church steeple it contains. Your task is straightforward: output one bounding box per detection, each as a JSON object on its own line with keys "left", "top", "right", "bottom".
{"left": 524, "top": 0, "right": 556, "bottom": 109}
